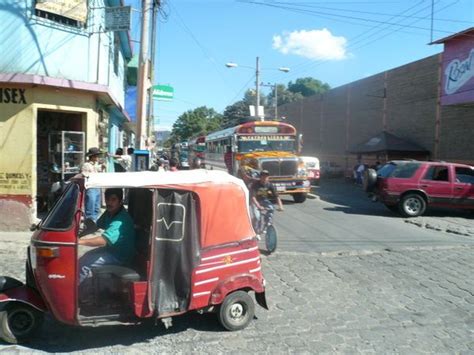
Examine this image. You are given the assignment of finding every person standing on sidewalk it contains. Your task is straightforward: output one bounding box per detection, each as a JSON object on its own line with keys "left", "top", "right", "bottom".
{"left": 81, "top": 147, "right": 105, "bottom": 222}
{"left": 224, "top": 146, "right": 233, "bottom": 174}
{"left": 108, "top": 147, "right": 134, "bottom": 172}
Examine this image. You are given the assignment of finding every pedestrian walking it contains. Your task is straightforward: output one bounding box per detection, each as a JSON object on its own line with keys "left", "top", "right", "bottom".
{"left": 81, "top": 147, "right": 105, "bottom": 222}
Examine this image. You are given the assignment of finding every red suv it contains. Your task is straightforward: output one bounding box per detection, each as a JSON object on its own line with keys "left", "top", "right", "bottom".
{"left": 365, "top": 160, "right": 474, "bottom": 217}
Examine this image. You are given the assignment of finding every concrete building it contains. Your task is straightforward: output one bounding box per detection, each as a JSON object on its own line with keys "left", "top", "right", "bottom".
{"left": 0, "top": 0, "right": 134, "bottom": 230}
{"left": 279, "top": 29, "right": 474, "bottom": 176}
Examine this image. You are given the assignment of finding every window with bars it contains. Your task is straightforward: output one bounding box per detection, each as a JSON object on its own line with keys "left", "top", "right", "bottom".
{"left": 35, "top": 9, "right": 85, "bottom": 28}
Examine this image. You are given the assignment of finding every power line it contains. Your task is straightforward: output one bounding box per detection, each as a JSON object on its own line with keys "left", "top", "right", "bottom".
{"left": 264, "top": 0, "right": 431, "bottom": 81}
{"left": 225, "top": 74, "right": 256, "bottom": 108}
{"left": 240, "top": 0, "right": 459, "bottom": 35}
{"left": 281, "top": 1, "right": 429, "bottom": 76}
{"left": 265, "top": 0, "right": 462, "bottom": 83}
{"left": 167, "top": 2, "right": 234, "bottom": 92}
{"left": 270, "top": 1, "right": 472, "bottom": 24}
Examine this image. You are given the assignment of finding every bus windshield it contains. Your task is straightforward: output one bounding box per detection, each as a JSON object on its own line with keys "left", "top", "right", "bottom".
{"left": 237, "top": 136, "right": 296, "bottom": 153}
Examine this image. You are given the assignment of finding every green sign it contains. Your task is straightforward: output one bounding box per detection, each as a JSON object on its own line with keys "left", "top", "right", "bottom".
{"left": 152, "top": 85, "right": 174, "bottom": 101}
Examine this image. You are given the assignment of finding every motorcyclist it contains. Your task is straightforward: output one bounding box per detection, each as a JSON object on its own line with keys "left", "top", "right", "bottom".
{"left": 249, "top": 170, "right": 284, "bottom": 233}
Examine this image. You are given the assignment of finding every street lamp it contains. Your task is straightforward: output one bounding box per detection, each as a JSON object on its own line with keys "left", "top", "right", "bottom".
{"left": 225, "top": 57, "right": 289, "bottom": 121}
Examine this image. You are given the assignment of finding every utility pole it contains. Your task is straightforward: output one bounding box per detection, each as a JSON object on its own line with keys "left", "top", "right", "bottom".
{"left": 136, "top": 0, "right": 152, "bottom": 150}
{"left": 274, "top": 84, "right": 278, "bottom": 120}
{"left": 255, "top": 56, "right": 261, "bottom": 121}
{"left": 147, "top": 1, "right": 159, "bottom": 140}
{"left": 430, "top": 0, "right": 434, "bottom": 43}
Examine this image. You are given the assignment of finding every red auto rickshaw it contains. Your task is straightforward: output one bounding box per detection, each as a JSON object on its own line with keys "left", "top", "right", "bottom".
{"left": 0, "top": 170, "right": 267, "bottom": 344}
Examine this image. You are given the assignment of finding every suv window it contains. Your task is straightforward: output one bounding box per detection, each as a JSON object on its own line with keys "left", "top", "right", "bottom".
{"left": 41, "top": 183, "right": 79, "bottom": 230}
{"left": 391, "top": 163, "right": 420, "bottom": 178}
{"left": 423, "top": 166, "right": 449, "bottom": 182}
{"left": 378, "top": 162, "right": 420, "bottom": 179}
{"left": 455, "top": 167, "right": 474, "bottom": 183}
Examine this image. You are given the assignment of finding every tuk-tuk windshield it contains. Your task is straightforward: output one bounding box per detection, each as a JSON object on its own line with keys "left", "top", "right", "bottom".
{"left": 41, "top": 183, "right": 80, "bottom": 230}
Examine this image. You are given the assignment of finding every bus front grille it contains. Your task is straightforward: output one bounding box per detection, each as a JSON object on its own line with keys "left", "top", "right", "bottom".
{"left": 261, "top": 159, "right": 298, "bottom": 177}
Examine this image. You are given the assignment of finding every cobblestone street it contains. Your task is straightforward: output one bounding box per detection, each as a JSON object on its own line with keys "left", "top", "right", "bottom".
{"left": 1, "top": 232, "right": 473, "bottom": 353}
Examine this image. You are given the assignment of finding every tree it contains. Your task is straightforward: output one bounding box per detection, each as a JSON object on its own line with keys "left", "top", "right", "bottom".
{"left": 267, "top": 84, "right": 304, "bottom": 106}
{"left": 222, "top": 89, "right": 266, "bottom": 128}
{"left": 288, "top": 77, "right": 330, "bottom": 97}
{"left": 170, "top": 106, "right": 222, "bottom": 143}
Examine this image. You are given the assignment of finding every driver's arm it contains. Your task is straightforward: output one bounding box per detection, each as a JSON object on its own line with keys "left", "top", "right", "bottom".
{"left": 276, "top": 197, "right": 284, "bottom": 211}
{"left": 251, "top": 195, "right": 262, "bottom": 210}
{"left": 78, "top": 235, "right": 107, "bottom": 247}
{"left": 270, "top": 184, "right": 284, "bottom": 211}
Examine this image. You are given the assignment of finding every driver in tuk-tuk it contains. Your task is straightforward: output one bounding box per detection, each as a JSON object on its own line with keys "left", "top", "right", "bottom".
{"left": 78, "top": 188, "right": 136, "bottom": 284}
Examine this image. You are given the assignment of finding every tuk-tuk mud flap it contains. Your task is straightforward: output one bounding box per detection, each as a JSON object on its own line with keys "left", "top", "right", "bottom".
{"left": 256, "top": 291, "right": 268, "bottom": 310}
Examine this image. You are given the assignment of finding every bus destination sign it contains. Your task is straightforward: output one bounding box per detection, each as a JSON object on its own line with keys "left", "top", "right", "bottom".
{"left": 254, "top": 126, "right": 279, "bottom": 133}
{"left": 239, "top": 135, "right": 292, "bottom": 141}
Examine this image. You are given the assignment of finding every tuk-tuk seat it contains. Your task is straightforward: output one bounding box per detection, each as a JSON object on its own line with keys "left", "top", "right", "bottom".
{"left": 92, "top": 265, "right": 141, "bottom": 282}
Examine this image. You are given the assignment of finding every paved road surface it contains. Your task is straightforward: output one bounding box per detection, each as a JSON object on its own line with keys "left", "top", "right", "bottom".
{"left": 274, "top": 179, "right": 474, "bottom": 253}
{"left": 0, "top": 179, "right": 473, "bottom": 353}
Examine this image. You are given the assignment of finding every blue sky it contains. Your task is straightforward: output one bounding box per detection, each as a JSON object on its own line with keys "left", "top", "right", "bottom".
{"left": 125, "top": 0, "right": 473, "bottom": 131}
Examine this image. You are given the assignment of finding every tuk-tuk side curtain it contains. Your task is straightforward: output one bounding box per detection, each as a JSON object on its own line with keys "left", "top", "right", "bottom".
{"left": 151, "top": 190, "right": 200, "bottom": 316}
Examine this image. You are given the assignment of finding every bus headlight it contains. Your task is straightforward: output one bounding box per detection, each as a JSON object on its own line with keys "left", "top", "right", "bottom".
{"left": 297, "top": 168, "right": 307, "bottom": 177}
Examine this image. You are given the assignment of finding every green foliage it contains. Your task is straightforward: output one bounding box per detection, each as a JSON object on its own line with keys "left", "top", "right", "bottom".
{"left": 170, "top": 106, "right": 222, "bottom": 143}
{"left": 267, "top": 84, "right": 304, "bottom": 106}
{"left": 170, "top": 77, "right": 330, "bottom": 137}
{"left": 288, "top": 77, "right": 330, "bottom": 97}
{"left": 222, "top": 89, "right": 266, "bottom": 128}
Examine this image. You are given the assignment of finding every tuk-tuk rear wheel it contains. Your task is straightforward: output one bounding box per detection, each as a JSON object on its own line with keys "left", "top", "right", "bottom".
{"left": 218, "top": 291, "right": 255, "bottom": 331}
{"left": 0, "top": 303, "right": 44, "bottom": 344}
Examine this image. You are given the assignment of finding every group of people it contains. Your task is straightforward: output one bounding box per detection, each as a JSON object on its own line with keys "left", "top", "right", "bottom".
{"left": 353, "top": 160, "right": 382, "bottom": 185}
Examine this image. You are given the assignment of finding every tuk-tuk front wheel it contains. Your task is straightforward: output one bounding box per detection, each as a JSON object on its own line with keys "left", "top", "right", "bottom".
{"left": 0, "top": 303, "right": 44, "bottom": 344}
{"left": 218, "top": 291, "right": 255, "bottom": 331}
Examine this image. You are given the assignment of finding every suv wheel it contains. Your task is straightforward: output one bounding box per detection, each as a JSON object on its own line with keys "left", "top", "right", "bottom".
{"left": 399, "top": 194, "right": 426, "bottom": 217}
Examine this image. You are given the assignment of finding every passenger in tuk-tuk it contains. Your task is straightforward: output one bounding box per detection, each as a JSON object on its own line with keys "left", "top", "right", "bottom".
{"left": 78, "top": 188, "right": 136, "bottom": 284}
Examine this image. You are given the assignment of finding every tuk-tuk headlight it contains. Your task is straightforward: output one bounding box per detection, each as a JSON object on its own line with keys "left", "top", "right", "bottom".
{"left": 36, "top": 247, "right": 60, "bottom": 258}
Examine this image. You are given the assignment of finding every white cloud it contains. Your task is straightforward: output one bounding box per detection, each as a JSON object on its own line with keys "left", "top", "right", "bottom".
{"left": 272, "top": 28, "right": 348, "bottom": 61}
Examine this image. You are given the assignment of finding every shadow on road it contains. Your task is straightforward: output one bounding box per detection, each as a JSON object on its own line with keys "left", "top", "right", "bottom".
{"left": 315, "top": 178, "right": 474, "bottom": 219}
{"left": 10, "top": 312, "right": 226, "bottom": 352}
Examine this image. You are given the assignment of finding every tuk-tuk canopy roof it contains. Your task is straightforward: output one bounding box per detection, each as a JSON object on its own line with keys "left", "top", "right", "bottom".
{"left": 82, "top": 170, "right": 254, "bottom": 248}
{"left": 83, "top": 169, "right": 246, "bottom": 189}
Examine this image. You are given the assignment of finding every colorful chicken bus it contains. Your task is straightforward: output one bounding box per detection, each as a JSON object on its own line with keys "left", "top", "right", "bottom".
{"left": 187, "top": 135, "right": 206, "bottom": 169}
{"left": 205, "top": 121, "right": 310, "bottom": 203}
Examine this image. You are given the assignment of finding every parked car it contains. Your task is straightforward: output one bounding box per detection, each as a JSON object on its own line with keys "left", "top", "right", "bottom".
{"left": 320, "top": 161, "right": 344, "bottom": 178}
{"left": 365, "top": 160, "right": 474, "bottom": 217}
{"left": 300, "top": 156, "right": 320, "bottom": 185}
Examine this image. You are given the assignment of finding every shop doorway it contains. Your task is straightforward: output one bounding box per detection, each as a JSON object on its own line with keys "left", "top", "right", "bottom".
{"left": 36, "top": 110, "right": 85, "bottom": 212}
